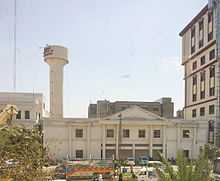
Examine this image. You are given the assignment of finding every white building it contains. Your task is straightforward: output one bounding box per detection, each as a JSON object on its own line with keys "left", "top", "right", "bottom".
{"left": 0, "top": 92, "right": 44, "bottom": 128}
{"left": 44, "top": 106, "right": 208, "bottom": 161}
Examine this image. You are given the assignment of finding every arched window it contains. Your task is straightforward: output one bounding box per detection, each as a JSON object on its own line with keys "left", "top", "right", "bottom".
{"left": 25, "top": 111, "right": 30, "bottom": 120}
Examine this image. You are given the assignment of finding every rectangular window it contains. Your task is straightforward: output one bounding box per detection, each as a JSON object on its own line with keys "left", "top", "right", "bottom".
{"left": 123, "top": 129, "right": 130, "bottom": 138}
{"left": 192, "top": 75, "right": 197, "bottom": 102}
{"left": 200, "top": 56, "right": 205, "bottom": 66}
{"left": 25, "top": 111, "right": 30, "bottom": 119}
{"left": 183, "top": 130, "right": 190, "bottom": 138}
{"left": 208, "top": 12, "right": 213, "bottom": 42}
{"left": 191, "top": 27, "right": 196, "bottom": 54}
{"left": 138, "top": 129, "right": 146, "bottom": 138}
{"left": 192, "top": 61, "right": 197, "bottom": 70}
{"left": 210, "top": 87, "right": 215, "bottom": 96}
{"left": 200, "top": 71, "right": 205, "bottom": 99}
{"left": 16, "top": 111, "right": 21, "bottom": 119}
{"left": 193, "top": 75, "right": 197, "bottom": 85}
{"left": 210, "top": 65, "right": 215, "bottom": 78}
{"left": 199, "top": 19, "right": 204, "bottom": 48}
{"left": 200, "top": 107, "right": 205, "bottom": 116}
{"left": 106, "top": 129, "right": 114, "bottom": 138}
{"left": 76, "top": 150, "right": 83, "bottom": 159}
{"left": 183, "top": 150, "right": 189, "bottom": 158}
{"left": 200, "top": 71, "right": 205, "bottom": 81}
{"left": 209, "top": 49, "right": 215, "bottom": 60}
{"left": 75, "top": 129, "right": 83, "bottom": 138}
{"left": 208, "top": 120, "right": 214, "bottom": 144}
{"left": 210, "top": 66, "right": 215, "bottom": 96}
{"left": 192, "top": 94, "right": 197, "bottom": 102}
{"left": 192, "top": 109, "right": 197, "bottom": 118}
{"left": 209, "top": 105, "right": 215, "bottom": 114}
{"left": 153, "top": 130, "right": 160, "bottom": 138}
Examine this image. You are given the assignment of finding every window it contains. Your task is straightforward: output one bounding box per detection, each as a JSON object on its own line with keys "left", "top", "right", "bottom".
{"left": 192, "top": 75, "right": 197, "bottom": 85}
{"left": 208, "top": 12, "right": 213, "bottom": 42}
{"left": 200, "top": 56, "right": 205, "bottom": 66}
{"left": 209, "top": 49, "right": 215, "bottom": 60}
{"left": 208, "top": 120, "right": 214, "bottom": 144}
{"left": 200, "top": 71, "right": 205, "bottom": 99}
{"left": 183, "top": 150, "right": 189, "bottom": 158}
{"left": 183, "top": 130, "right": 190, "bottom": 138}
{"left": 192, "top": 61, "right": 197, "bottom": 70}
{"left": 153, "top": 130, "right": 160, "bottom": 138}
{"left": 123, "top": 129, "right": 130, "bottom": 138}
{"left": 16, "top": 111, "right": 21, "bottom": 119}
{"left": 106, "top": 129, "right": 114, "bottom": 138}
{"left": 192, "top": 109, "right": 197, "bottom": 118}
{"left": 199, "top": 19, "right": 204, "bottom": 48}
{"left": 25, "top": 111, "right": 30, "bottom": 119}
{"left": 210, "top": 66, "right": 215, "bottom": 78}
{"left": 191, "top": 27, "right": 196, "bottom": 54}
{"left": 192, "top": 75, "right": 197, "bottom": 102}
{"left": 200, "top": 107, "right": 205, "bottom": 116}
{"left": 210, "top": 87, "right": 215, "bottom": 97}
{"left": 76, "top": 150, "right": 83, "bottom": 159}
{"left": 138, "top": 130, "right": 146, "bottom": 138}
{"left": 75, "top": 129, "right": 83, "bottom": 138}
{"left": 200, "top": 91, "right": 205, "bottom": 99}
{"left": 209, "top": 105, "right": 215, "bottom": 114}
{"left": 210, "top": 87, "right": 215, "bottom": 96}
{"left": 210, "top": 66, "right": 215, "bottom": 96}
{"left": 200, "top": 71, "right": 205, "bottom": 82}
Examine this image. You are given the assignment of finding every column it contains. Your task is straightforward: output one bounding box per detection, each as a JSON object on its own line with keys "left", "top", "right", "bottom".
{"left": 116, "top": 124, "right": 119, "bottom": 159}
{"left": 87, "top": 125, "right": 91, "bottom": 159}
{"left": 177, "top": 125, "right": 181, "bottom": 150}
{"left": 132, "top": 144, "right": 135, "bottom": 158}
{"left": 149, "top": 126, "right": 152, "bottom": 157}
{"left": 102, "top": 125, "right": 106, "bottom": 160}
{"left": 192, "top": 127, "right": 197, "bottom": 159}
{"left": 69, "top": 126, "right": 72, "bottom": 159}
{"left": 68, "top": 125, "right": 71, "bottom": 160}
{"left": 162, "top": 126, "right": 166, "bottom": 158}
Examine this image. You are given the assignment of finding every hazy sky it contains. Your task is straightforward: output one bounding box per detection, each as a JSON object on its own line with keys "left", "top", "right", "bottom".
{"left": 0, "top": 0, "right": 207, "bottom": 117}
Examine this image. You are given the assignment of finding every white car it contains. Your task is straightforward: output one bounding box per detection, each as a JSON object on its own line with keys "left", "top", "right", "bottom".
{"left": 126, "top": 157, "right": 135, "bottom": 166}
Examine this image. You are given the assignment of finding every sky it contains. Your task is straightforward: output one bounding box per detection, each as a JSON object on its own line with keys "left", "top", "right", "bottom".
{"left": 0, "top": 0, "right": 207, "bottom": 117}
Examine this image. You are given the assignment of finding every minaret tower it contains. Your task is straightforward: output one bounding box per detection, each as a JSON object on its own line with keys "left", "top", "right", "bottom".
{"left": 44, "top": 45, "right": 68, "bottom": 119}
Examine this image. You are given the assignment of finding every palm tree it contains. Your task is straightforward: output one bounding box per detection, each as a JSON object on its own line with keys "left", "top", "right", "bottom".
{"left": 157, "top": 149, "right": 214, "bottom": 181}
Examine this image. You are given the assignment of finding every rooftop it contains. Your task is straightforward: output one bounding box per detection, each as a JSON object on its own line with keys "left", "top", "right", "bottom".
{"left": 179, "top": 4, "right": 208, "bottom": 36}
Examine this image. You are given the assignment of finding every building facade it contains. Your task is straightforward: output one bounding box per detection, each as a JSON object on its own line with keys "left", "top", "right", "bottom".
{"left": 0, "top": 92, "right": 44, "bottom": 127}
{"left": 180, "top": 4, "right": 216, "bottom": 121}
{"left": 179, "top": 1, "right": 219, "bottom": 145}
{"left": 88, "top": 98, "right": 174, "bottom": 119}
{"left": 44, "top": 106, "right": 208, "bottom": 161}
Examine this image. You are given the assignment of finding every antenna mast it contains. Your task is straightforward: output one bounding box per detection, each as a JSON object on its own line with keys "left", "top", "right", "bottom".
{"left": 13, "top": 0, "right": 17, "bottom": 91}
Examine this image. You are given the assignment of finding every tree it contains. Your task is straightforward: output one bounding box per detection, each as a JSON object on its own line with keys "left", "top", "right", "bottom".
{"left": 157, "top": 150, "right": 214, "bottom": 181}
{"left": 0, "top": 125, "right": 49, "bottom": 181}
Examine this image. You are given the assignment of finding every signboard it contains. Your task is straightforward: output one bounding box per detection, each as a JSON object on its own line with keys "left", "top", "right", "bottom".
{"left": 44, "top": 47, "right": 54, "bottom": 57}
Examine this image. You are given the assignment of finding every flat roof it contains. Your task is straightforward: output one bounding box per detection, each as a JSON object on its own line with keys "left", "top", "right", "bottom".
{"left": 179, "top": 4, "right": 208, "bottom": 36}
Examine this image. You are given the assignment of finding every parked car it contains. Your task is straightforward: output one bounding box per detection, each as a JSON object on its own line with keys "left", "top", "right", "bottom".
{"left": 126, "top": 157, "right": 135, "bottom": 166}
{"left": 137, "top": 156, "right": 149, "bottom": 166}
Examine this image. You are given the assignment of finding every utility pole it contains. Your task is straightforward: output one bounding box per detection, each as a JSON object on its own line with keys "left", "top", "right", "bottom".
{"left": 118, "top": 113, "right": 122, "bottom": 160}
{"left": 13, "top": 0, "right": 17, "bottom": 91}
